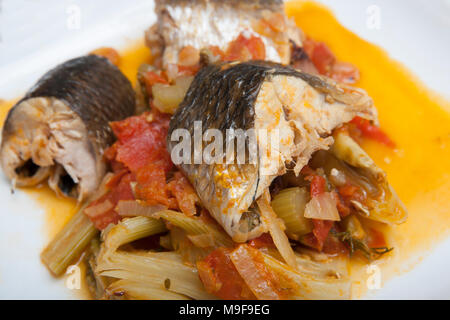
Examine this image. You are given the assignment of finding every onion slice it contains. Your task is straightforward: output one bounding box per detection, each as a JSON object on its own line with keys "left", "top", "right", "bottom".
{"left": 187, "top": 234, "right": 215, "bottom": 248}
{"left": 84, "top": 199, "right": 114, "bottom": 218}
{"left": 257, "top": 190, "right": 297, "bottom": 269}
{"left": 304, "top": 192, "right": 340, "bottom": 221}
{"left": 230, "top": 245, "right": 281, "bottom": 300}
{"left": 116, "top": 200, "right": 167, "bottom": 217}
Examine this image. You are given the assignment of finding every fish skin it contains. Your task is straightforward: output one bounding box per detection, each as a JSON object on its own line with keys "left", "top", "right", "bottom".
{"left": 1, "top": 55, "right": 135, "bottom": 200}
{"left": 168, "top": 61, "right": 377, "bottom": 242}
{"left": 150, "top": 0, "right": 299, "bottom": 66}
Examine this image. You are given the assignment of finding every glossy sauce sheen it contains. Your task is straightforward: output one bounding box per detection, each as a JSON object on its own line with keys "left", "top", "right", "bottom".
{"left": 0, "top": 2, "right": 449, "bottom": 298}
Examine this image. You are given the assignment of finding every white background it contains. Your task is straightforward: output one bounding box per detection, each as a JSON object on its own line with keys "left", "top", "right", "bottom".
{"left": 0, "top": 0, "right": 449, "bottom": 299}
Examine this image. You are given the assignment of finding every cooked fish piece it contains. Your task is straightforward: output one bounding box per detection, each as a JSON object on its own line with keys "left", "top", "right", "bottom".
{"left": 148, "top": 0, "right": 302, "bottom": 66}
{"left": 168, "top": 61, "right": 377, "bottom": 242}
{"left": 1, "top": 55, "right": 135, "bottom": 201}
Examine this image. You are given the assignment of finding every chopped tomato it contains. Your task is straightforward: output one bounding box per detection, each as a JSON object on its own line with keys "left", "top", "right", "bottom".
{"left": 177, "top": 64, "right": 201, "bottom": 76}
{"left": 90, "top": 47, "right": 120, "bottom": 66}
{"left": 178, "top": 45, "right": 200, "bottom": 67}
{"left": 302, "top": 220, "right": 334, "bottom": 252}
{"left": 224, "top": 33, "right": 266, "bottom": 61}
{"left": 310, "top": 42, "right": 336, "bottom": 75}
{"left": 110, "top": 111, "right": 172, "bottom": 172}
{"left": 322, "top": 233, "right": 349, "bottom": 255}
{"left": 143, "top": 71, "right": 168, "bottom": 86}
{"left": 135, "top": 162, "right": 176, "bottom": 208}
{"left": 208, "top": 45, "right": 225, "bottom": 59}
{"left": 142, "top": 71, "right": 169, "bottom": 96}
{"left": 85, "top": 173, "right": 135, "bottom": 230}
{"left": 302, "top": 38, "right": 316, "bottom": 59}
{"left": 248, "top": 233, "right": 275, "bottom": 249}
{"left": 167, "top": 171, "right": 199, "bottom": 216}
{"left": 312, "top": 219, "right": 334, "bottom": 249}
{"left": 301, "top": 165, "right": 326, "bottom": 197}
{"left": 310, "top": 175, "right": 326, "bottom": 197}
{"left": 350, "top": 116, "right": 396, "bottom": 148}
{"left": 86, "top": 111, "right": 200, "bottom": 229}
{"left": 332, "top": 191, "right": 351, "bottom": 218}
{"left": 197, "top": 248, "right": 256, "bottom": 300}
{"left": 302, "top": 38, "right": 360, "bottom": 84}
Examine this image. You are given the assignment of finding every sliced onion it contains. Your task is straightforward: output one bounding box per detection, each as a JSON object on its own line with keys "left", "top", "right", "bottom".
{"left": 230, "top": 245, "right": 281, "bottom": 300}
{"left": 116, "top": 200, "right": 167, "bottom": 217}
{"left": 84, "top": 199, "right": 114, "bottom": 218}
{"left": 257, "top": 191, "right": 297, "bottom": 269}
{"left": 304, "top": 192, "right": 340, "bottom": 221}
{"left": 187, "top": 234, "right": 215, "bottom": 248}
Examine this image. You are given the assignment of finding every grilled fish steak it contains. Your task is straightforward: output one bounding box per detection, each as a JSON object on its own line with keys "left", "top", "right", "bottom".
{"left": 1, "top": 55, "right": 135, "bottom": 200}
{"left": 168, "top": 61, "right": 377, "bottom": 242}
{"left": 148, "top": 0, "right": 302, "bottom": 66}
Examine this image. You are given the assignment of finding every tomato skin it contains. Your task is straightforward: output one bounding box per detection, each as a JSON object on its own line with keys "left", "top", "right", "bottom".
{"left": 167, "top": 171, "right": 199, "bottom": 216}
{"left": 350, "top": 116, "right": 396, "bottom": 148}
{"left": 310, "top": 175, "right": 326, "bottom": 197}
{"left": 197, "top": 248, "right": 256, "bottom": 300}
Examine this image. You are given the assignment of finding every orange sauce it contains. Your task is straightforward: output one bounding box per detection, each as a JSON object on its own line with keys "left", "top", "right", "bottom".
{"left": 0, "top": 1, "right": 448, "bottom": 299}
{"left": 286, "top": 0, "right": 450, "bottom": 297}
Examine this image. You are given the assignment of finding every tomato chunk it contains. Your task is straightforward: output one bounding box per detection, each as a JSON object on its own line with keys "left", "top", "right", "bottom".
{"left": 224, "top": 33, "right": 266, "bottom": 61}
{"left": 248, "top": 233, "right": 275, "bottom": 249}
{"left": 197, "top": 248, "right": 256, "bottom": 300}
{"left": 350, "top": 116, "right": 396, "bottom": 148}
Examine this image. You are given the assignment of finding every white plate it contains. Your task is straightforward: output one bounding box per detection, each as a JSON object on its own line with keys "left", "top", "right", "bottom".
{"left": 0, "top": 0, "right": 449, "bottom": 299}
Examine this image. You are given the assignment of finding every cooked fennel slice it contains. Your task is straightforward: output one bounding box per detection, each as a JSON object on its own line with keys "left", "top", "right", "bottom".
{"left": 271, "top": 187, "right": 312, "bottom": 239}
{"left": 101, "top": 216, "right": 167, "bottom": 253}
{"left": 106, "top": 279, "right": 189, "bottom": 300}
{"left": 262, "top": 252, "right": 351, "bottom": 300}
{"left": 154, "top": 210, "right": 233, "bottom": 248}
{"left": 41, "top": 205, "right": 98, "bottom": 276}
{"left": 97, "top": 251, "right": 215, "bottom": 300}
{"left": 327, "top": 131, "right": 407, "bottom": 224}
{"left": 96, "top": 216, "right": 214, "bottom": 300}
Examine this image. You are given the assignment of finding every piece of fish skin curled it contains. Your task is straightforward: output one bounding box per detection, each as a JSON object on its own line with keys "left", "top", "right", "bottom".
{"left": 0, "top": 55, "right": 136, "bottom": 201}
{"left": 147, "top": 0, "right": 303, "bottom": 66}
{"left": 168, "top": 61, "right": 377, "bottom": 242}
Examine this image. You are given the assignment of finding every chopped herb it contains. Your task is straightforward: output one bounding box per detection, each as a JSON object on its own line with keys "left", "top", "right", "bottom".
{"left": 332, "top": 230, "right": 393, "bottom": 261}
